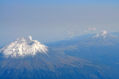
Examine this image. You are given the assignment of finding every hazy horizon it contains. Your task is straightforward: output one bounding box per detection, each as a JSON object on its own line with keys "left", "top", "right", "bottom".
{"left": 1, "top": 0, "right": 119, "bottom": 44}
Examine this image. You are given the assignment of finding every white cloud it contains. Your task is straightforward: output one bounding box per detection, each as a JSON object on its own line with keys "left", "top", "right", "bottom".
{"left": 88, "top": 27, "right": 97, "bottom": 31}
{"left": 84, "top": 27, "right": 97, "bottom": 33}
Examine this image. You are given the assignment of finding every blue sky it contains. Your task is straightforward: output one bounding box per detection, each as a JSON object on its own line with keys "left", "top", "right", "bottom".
{"left": 0, "top": 0, "right": 119, "bottom": 45}
{"left": 1, "top": 0, "right": 119, "bottom": 5}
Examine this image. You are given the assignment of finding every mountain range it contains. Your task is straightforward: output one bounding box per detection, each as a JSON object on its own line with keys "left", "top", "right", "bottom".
{"left": 0, "top": 31, "right": 119, "bottom": 79}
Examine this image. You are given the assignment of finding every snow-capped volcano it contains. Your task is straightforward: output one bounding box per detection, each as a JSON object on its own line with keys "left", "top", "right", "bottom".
{"left": 0, "top": 36, "right": 48, "bottom": 58}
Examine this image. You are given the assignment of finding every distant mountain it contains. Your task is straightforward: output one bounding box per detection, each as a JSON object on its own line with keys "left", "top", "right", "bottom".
{"left": 49, "top": 31, "right": 119, "bottom": 46}
{"left": 0, "top": 36, "right": 108, "bottom": 79}
{"left": 48, "top": 31, "right": 119, "bottom": 79}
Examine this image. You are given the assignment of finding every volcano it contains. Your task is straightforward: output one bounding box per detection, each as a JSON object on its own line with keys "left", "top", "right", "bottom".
{"left": 0, "top": 36, "right": 108, "bottom": 79}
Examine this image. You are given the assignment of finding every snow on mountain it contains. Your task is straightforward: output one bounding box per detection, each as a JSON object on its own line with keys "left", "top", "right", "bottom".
{"left": 92, "top": 30, "right": 119, "bottom": 40}
{"left": 93, "top": 30, "right": 109, "bottom": 39}
{"left": 0, "top": 36, "right": 48, "bottom": 58}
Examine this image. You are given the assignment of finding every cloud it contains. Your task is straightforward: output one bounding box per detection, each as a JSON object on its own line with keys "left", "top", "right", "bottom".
{"left": 84, "top": 27, "right": 97, "bottom": 33}
{"left": 88, "top": 27, "right": 97, "bottom": 31}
